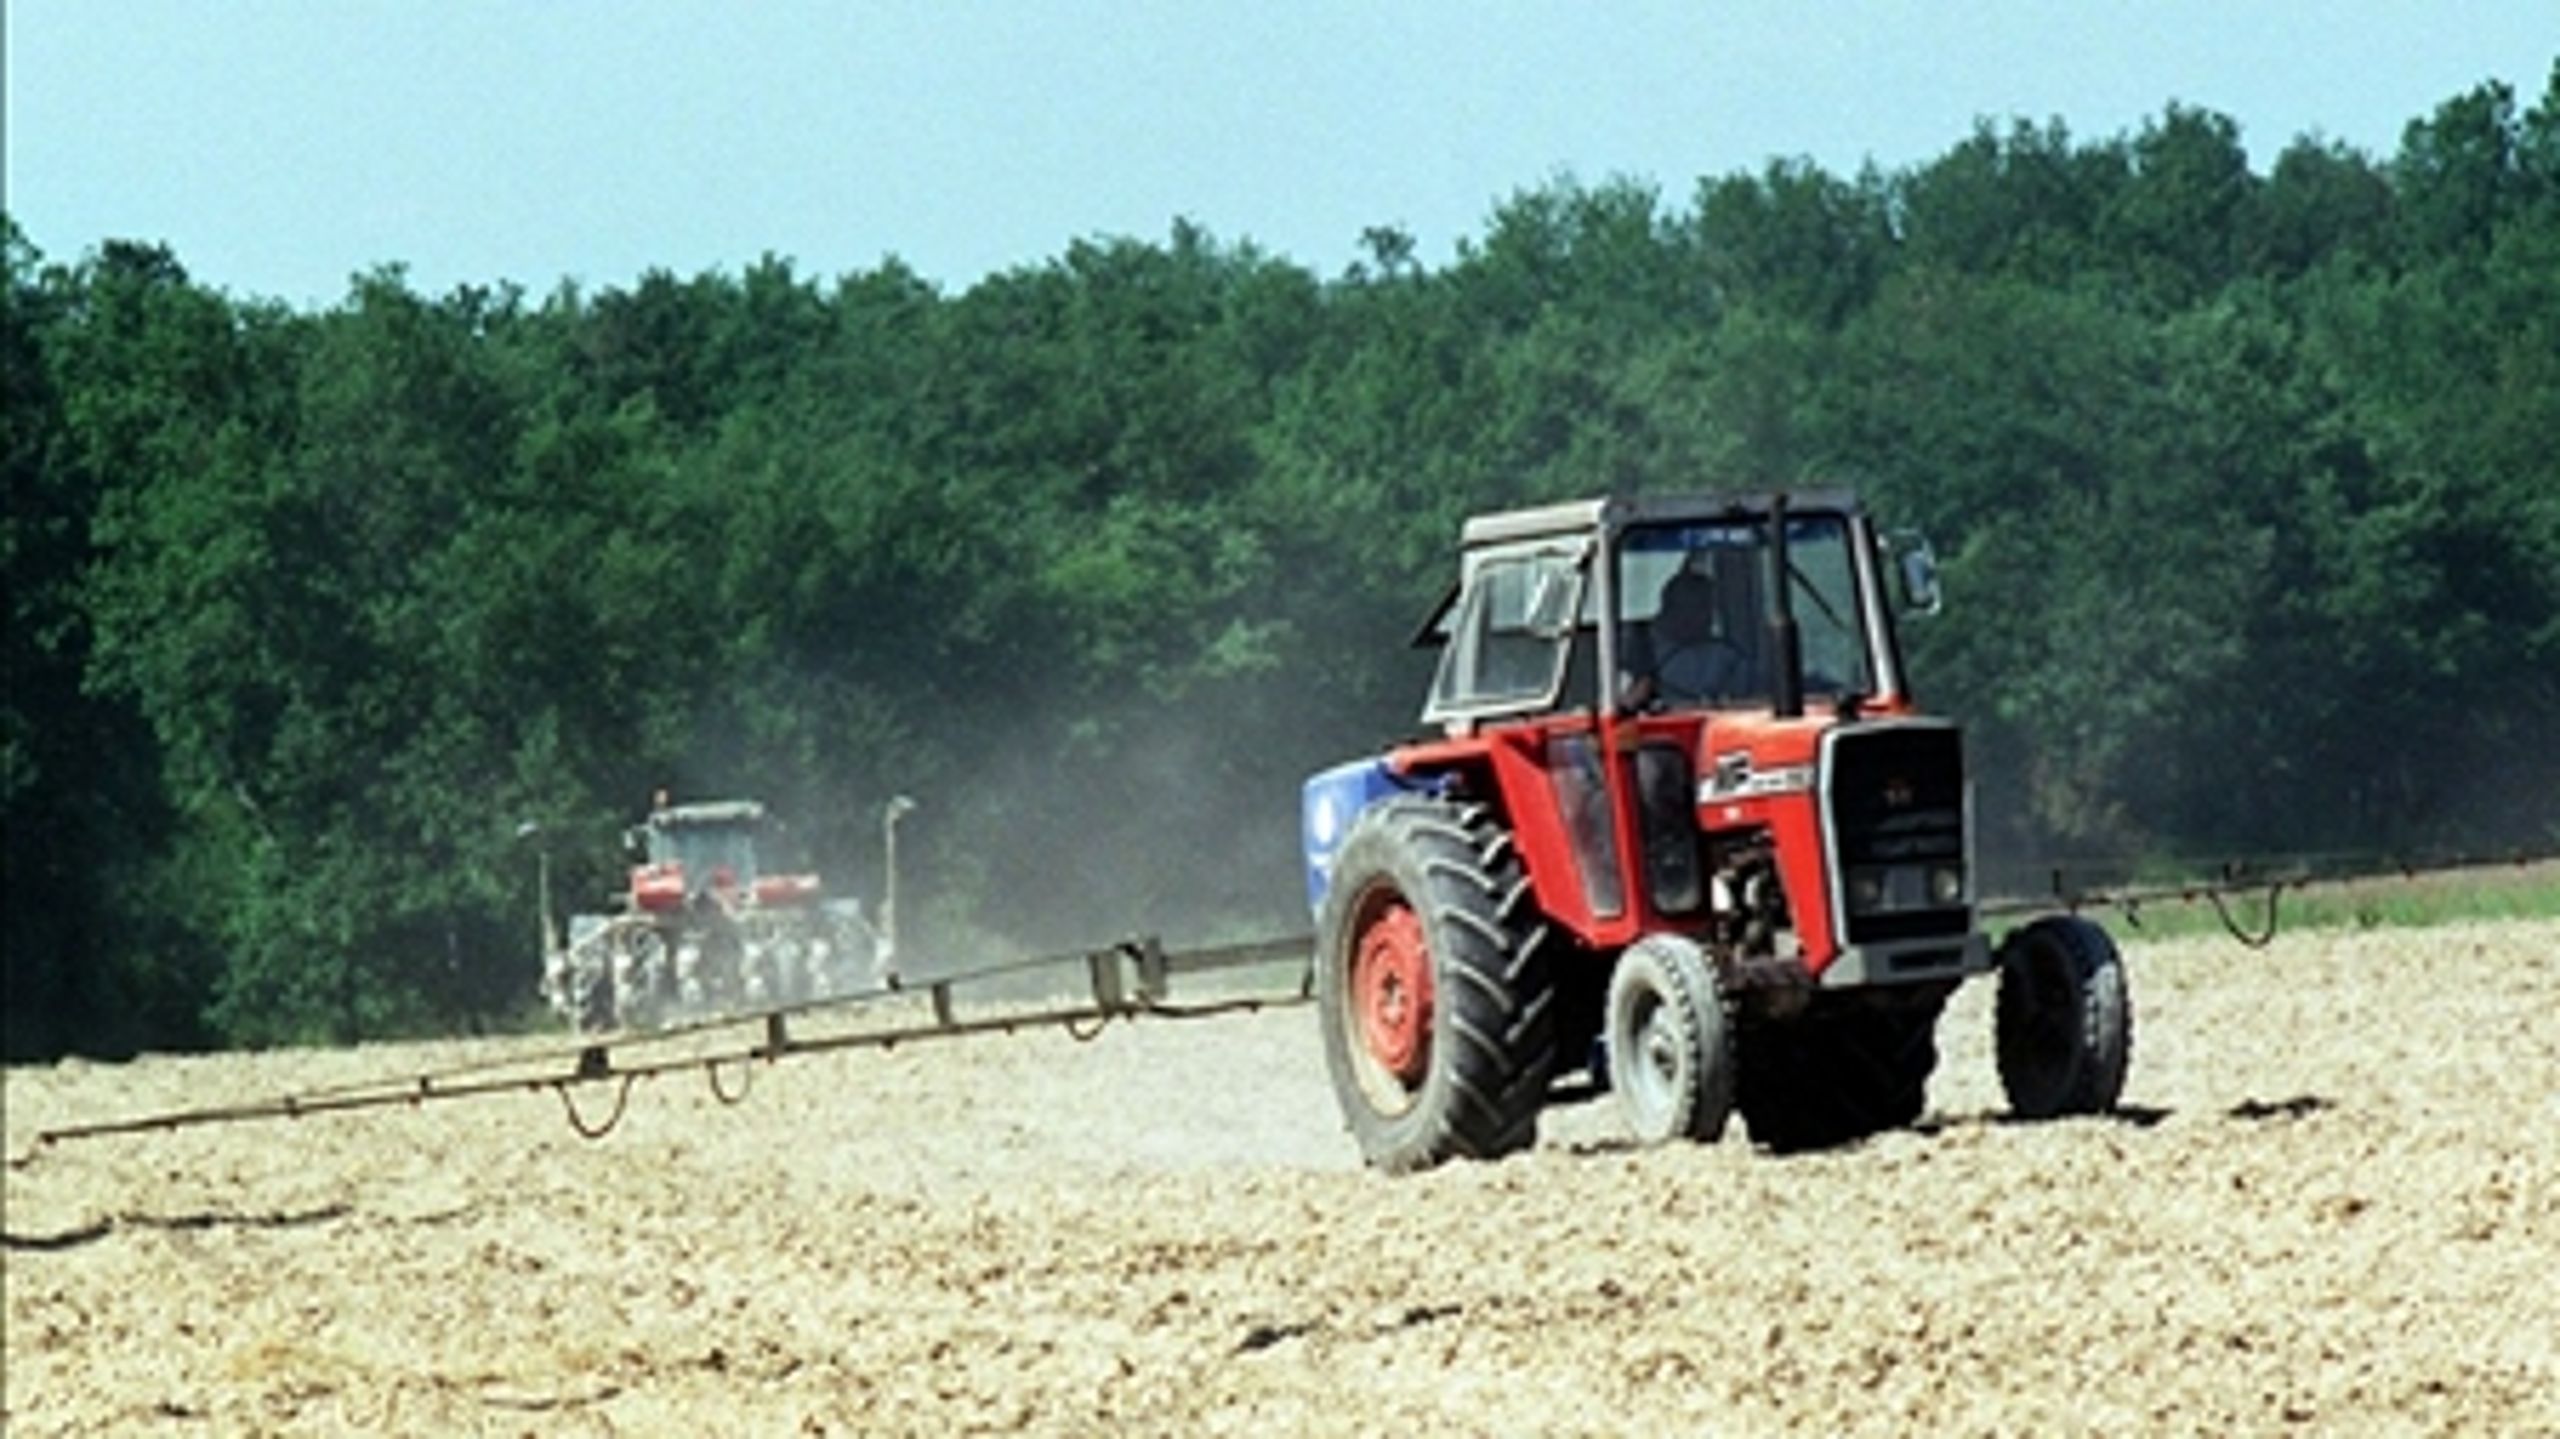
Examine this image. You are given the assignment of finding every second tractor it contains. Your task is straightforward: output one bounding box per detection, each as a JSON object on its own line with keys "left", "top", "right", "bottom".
{"left": 541, "top": 797, "right": 883, "bottom": 1032}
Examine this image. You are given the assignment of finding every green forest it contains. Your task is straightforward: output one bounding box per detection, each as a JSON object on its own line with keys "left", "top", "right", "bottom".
{"left": 7, "top": 72, "right": 2556, "bottom": 1060}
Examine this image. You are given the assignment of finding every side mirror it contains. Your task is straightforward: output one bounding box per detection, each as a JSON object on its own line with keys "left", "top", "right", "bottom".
{"left": 1888, "top": 531, "right": 1944, "bottom": 617}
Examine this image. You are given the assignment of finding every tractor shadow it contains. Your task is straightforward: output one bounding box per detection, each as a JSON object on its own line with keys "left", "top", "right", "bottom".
{"left": 1552, "top": 1094, "right": 2332, "bottom": 1160}
{"left": 1923, "top": 1101, "right": 2177, "bottom": 1136}
{"left": 1910, "top": 1093, "right": 2333, "bottom": 1142}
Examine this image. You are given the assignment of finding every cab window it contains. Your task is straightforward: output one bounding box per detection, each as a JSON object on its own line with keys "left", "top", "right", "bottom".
{"left": 1427, "top": 547, "right": 1585, "bottom": 721}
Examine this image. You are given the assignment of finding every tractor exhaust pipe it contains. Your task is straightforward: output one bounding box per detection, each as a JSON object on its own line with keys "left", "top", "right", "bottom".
{"left": 1767, "top": 492, "right": 1804, "bottom": 719}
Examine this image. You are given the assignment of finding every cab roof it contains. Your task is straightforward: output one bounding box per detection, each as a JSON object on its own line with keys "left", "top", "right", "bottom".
{"left": 1460, "top": 488, "right": 1866, "bottom": 550}
{"left": 652, "top": 800, "right": 767, "bottom": 827}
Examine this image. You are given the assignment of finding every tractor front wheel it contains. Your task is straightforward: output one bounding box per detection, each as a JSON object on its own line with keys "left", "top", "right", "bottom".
{"left": 1605, "top": 934, "right": 1735, "bottom": 1145}
{"left": 1995, "top": 915, "right": 2131, "bottom": 1118}
{"left": 1315, "top": 797, "right": 1555, "bottom": 1172}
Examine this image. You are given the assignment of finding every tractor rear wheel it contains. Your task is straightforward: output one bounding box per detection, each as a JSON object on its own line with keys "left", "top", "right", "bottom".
{"left": 1315, "top": 796, "right": 1555, "bottom": 1172}
{"left": 1995, "top": 915, "right": 2131, "bottom": 1118}
{"left": 1738, "top": 996, "right": 1943, "bottom": 1153}
{"left": 1604, "top": 934, "right": 1735, "bottom": 1145}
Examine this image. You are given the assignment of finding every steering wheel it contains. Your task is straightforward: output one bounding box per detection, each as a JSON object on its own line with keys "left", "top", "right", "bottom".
{"left": 1652, "top": 637, "right": 1749, "bottom": 705}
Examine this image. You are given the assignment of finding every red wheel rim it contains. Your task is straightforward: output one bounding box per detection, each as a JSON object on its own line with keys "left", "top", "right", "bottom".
{"left": 1352, "top": 899, "right": 1433, "bottom": 1086}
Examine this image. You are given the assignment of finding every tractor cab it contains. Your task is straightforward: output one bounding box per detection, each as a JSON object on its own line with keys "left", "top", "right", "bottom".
{"left": 628, "top": 800, "right": 821, "bottom": 914}
{"left": 1414, "top": 491, "right": 1932, "bottom": 733}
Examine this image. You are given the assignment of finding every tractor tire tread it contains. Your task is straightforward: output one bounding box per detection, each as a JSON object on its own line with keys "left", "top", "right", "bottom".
{"left": 1316, "top": 795, "right": 1557, "bottom": 1173}
{"left": 1996, "top": 915, "right": 2132, "bottom": 1119}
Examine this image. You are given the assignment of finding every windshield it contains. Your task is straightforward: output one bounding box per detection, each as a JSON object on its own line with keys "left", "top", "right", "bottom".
{"left": 1615, "top": 513, "right": 1875, "bottom": 708}
{"left": 654, "top": 824, "right": 760, "bottom": 888}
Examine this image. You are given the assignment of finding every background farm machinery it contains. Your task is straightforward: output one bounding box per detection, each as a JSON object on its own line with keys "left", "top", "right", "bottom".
{"left": 538, "top": 798, "right": 886, "bottom": 1033}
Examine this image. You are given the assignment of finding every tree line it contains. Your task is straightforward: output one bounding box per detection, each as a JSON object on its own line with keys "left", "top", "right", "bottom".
{"left": 6, "top": 71, "right": 2555, "bottom": 1058}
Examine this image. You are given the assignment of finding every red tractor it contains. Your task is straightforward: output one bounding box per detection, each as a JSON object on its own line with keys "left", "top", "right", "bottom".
{"left": 1299, "top": 490, "right": 2130, "bottom": 1169}
{"left": 542, "top": 798, "right": 881, "bottom": 1031}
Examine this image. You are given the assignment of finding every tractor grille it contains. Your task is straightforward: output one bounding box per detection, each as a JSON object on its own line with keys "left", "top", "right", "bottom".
{"left": 1827, "top": 724, "right": 1970, "bottom": 944}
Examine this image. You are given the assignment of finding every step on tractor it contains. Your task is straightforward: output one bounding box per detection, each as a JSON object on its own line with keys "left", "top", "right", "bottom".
{"left": 1300, "top": 490, "right": 2132, "bottom": 1169}
{"left": 540, "top": 798, "right": 883, "bottom": 1032}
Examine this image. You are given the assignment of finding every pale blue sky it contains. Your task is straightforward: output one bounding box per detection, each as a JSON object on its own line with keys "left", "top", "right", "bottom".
{"left": 8, "top": 3, "right": 2552, "bottom": 306}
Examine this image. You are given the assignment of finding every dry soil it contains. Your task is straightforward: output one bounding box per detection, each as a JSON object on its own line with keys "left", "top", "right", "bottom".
{"left": 6, "top": 919, "right": 2557, "bottom": 1435}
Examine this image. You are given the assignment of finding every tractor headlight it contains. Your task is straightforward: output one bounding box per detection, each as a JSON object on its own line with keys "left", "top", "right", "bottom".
{"left": 1928, "top": 864, "right": 1965, "bottom": 905}
{"left": 1847, "top": 869, "right": 1886, "bottom": 914}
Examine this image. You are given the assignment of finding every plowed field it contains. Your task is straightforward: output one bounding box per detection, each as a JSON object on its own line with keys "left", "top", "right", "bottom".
{"left": 7, "top": 919, "right": 2557, "bottom": 1435}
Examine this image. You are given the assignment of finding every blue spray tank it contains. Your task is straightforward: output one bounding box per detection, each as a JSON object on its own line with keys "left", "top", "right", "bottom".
{"left": 1299, "top": 757, "right": 1439, "bottom": 915}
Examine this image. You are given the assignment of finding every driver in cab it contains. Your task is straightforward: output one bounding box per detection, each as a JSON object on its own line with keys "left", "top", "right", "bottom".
{"left": 1621, "top": 567, "right": 1750, "bottom": 709}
